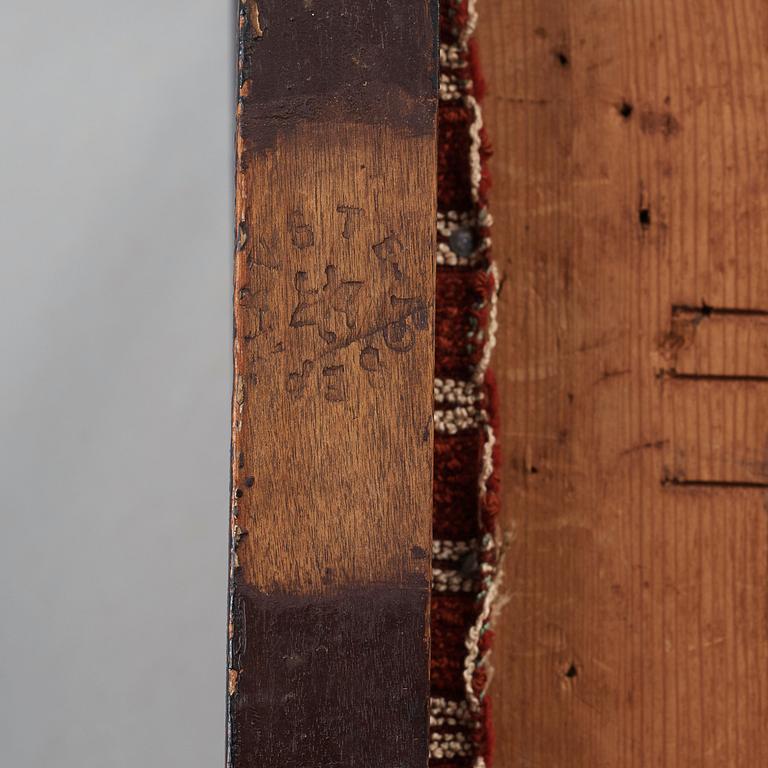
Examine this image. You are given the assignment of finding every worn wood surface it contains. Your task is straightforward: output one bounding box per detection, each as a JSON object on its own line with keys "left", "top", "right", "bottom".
{"left": 227, "top": 2, "right": 437, "bottom": 766}
{"left": 478, "top": 1, "right": 768, "bottom": 765}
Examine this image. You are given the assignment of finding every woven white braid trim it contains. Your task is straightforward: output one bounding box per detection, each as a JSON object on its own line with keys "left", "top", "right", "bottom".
{"left": 440, "top": 71, "right": 471, "bottom": 101}
{"left": 466, "top": 93, "right": 484, "bottom": 203}
{"left": 430, "top": 697, "right": 474, "bottom": 728}
{"left": 472, "top": 262, "right": 500, "bottom": 386}
{"left": 434, "top": 405, "right": 487, "bottom": 434}
{"left": 432, "top": 538, "right": 478, "bottom": 562}
{"left": 434, "top": 378, "right": 482, "bottom": 405}
{"left": 437, "top": 208, "right": 493, "bottom": 236}
{"left": 462, "top": 532, "right": 502, "bottom": 715}
{"left": 430, "top": 731, "right": 473, "bottom": 760}
{"left": 437, "top": 240, "right": 489, "bottom": 267}
{"left": 440, "top": 43, "right": 467, "bottom": 70}
{"left": 433, "top": 567, "right": 476, "bottom": 593}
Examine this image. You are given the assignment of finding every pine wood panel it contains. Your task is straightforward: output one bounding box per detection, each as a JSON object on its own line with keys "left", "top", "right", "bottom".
{"left": 227, "top": 2, "right": 437, "bottom": 766}
{"left": 477, "top": 1, "right": 768, "bottom": 764}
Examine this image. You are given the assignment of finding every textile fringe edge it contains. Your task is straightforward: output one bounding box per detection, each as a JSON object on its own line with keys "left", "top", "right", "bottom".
{"left": 432, "top": 1, "right": 504, "bottom": 767}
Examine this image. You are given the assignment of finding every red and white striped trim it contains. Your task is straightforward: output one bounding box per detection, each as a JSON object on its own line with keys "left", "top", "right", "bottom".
{"left": 436, "top": 4, "right": 503, "bottom": 767}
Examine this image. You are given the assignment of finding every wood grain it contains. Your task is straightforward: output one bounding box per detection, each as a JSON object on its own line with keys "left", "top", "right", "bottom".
{"left": 227, "top": 2, "right": 437, "bottom": 766}
{"left": 477, "top": 1, "right": 768, "bottom": 764}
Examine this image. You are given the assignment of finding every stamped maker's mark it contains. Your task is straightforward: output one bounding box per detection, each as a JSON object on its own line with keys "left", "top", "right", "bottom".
{"left": 239, "top": 204, "right": 429, "bottom": 404}
{"left": 289, "top": 265, "right": 364, "bottom": 344}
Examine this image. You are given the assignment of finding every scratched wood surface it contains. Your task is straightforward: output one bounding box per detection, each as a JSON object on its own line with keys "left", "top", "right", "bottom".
{"left": 227, "top": 2, "right": 437, "bottom": 766}
{"left": 477, "top": 1, "right": 768, "bottom": 765}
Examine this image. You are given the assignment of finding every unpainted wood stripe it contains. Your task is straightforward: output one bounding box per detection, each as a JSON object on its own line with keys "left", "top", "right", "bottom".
{"left": 228, "top": 1, "right": 438, "bottom": 766}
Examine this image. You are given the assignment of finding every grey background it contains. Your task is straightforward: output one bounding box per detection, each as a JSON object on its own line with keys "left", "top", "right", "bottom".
{"left": 0, "top": 3, "right": 233, "bottom": 765}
